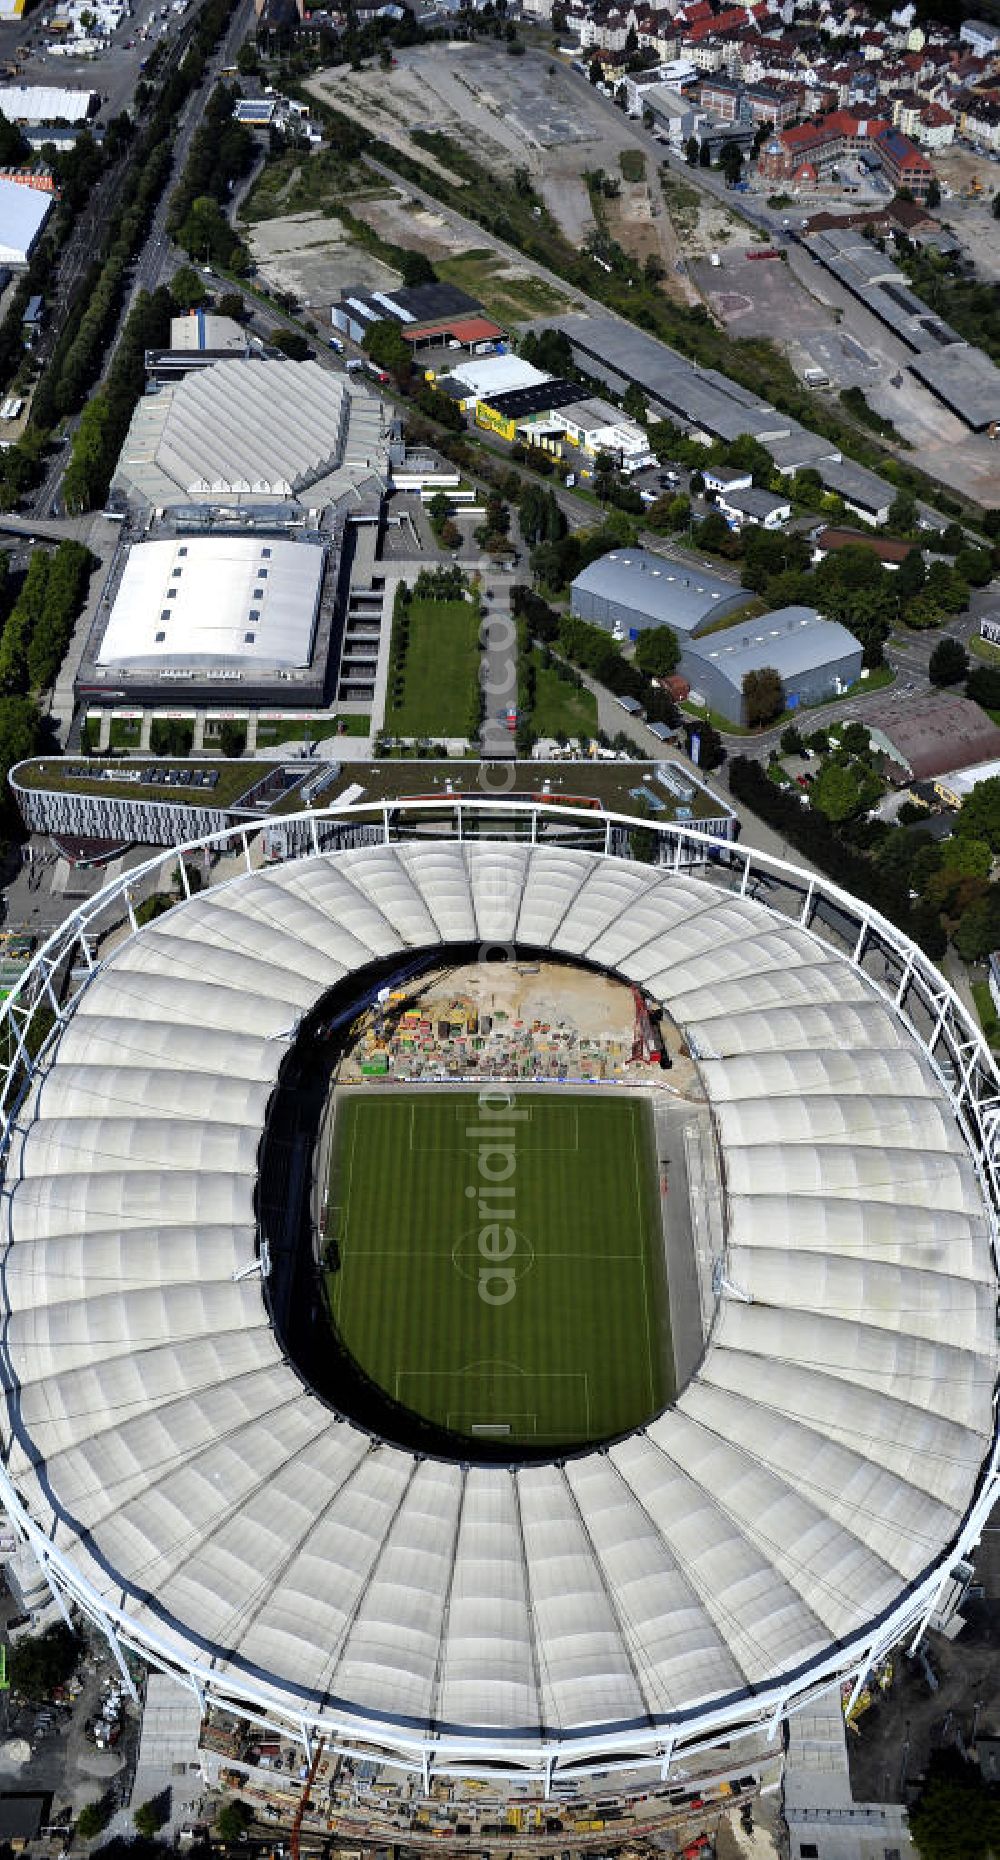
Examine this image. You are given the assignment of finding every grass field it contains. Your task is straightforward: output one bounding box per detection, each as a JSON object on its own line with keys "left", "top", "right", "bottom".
{"left": 325, "top": 1090, "right": 671, "bottom": 1447}
{"left": 384, "top": 597, "right": 481, "bottom": 739}
{"left": 437, "top": 250, "right": 572, "bottom": 327}
{"left": 529, "top": 651, "right": 598, "bottom": 742}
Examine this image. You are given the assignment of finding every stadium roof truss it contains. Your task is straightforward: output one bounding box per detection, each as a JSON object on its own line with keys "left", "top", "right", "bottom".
{"left": 0, "top": 799, "right": 997, "bottom": 1791}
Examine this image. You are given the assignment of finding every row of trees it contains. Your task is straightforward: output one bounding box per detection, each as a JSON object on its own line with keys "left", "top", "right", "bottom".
{"left": 167, "top": 83, "right": 256, "bottom": 270}
{"left": 0, "top": 542, "right": 94, "bottom": 697}
{"left": 729, "top": 755, "right": 946, "bottom": 955}
{"left": 62, "top": 286, "right": 173, "bottom": 513}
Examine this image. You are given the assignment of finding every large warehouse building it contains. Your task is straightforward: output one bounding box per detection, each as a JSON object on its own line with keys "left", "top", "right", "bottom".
{"left": 75, "top": 534, "right": 335, "bottom": 710}
{"left": 112, "top": 358, "right": 390, "bottom": 516}
{"left": 571, "top": 548, "right": 747, "bottom": 639}
{"left": 0, "top": 810, "right": 994, "bottom": 1818}
{"left": 681, "top": 606, "right": 863, "bottom": 725}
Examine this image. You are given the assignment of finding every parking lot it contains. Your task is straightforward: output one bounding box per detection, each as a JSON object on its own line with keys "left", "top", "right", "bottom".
{"left": 0, "top": 0, "right": 193, "bottom": 132}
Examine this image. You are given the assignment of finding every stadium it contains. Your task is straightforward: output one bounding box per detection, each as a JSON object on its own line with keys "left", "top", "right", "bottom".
{"left": 0, "top": 795, "right": 998, "bottom": 1807}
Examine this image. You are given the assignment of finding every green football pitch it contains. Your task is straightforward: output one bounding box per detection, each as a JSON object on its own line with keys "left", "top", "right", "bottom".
{"left": 324, "top": 1090, "right": 672, "bottom": 1448}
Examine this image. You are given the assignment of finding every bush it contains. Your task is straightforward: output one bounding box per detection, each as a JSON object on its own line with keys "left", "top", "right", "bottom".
{"left": 216, "top": 1801, "right": 254, "bottom": 1844}
{"left": 219, "top": 721, "right": 246, "bottom": 758}
{"left": 150, "top": 718, "right": 194, "bottom": 756}
{"left": 9, "top": 1623, "right": 80, "bottom": 1699}
{"left": 76, "top": 1800, "right": 113, "bottom": 1841}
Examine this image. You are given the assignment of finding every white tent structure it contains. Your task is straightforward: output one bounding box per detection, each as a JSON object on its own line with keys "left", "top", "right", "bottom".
{"left": 0, "top": 823, "right": 996, "bottom": 1791}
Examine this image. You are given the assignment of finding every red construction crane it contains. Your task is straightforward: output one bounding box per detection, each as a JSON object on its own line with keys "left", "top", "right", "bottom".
{"left": 290, "top": 1737, "right": 326, "bottom": 1860}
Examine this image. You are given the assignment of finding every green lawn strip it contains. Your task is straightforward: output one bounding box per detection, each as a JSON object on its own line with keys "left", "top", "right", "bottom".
{"left": 108, "top": 718, "right": 141, "bottom": 749}
{"left": 529, "top": 653, "right": 598, "bottom": 740}
{"left": 325, "top": 1090, "right": 670, "bottom": 1446}
{"left": 971, "top": 980, "right": 1000, "bottom": 1050}
{"left": 256, "top": 714, "right": 370, "bottom": 745}
{"left": 385, "top": 597, "right": 481, "bottom": 738}
{"left": 15, "top": 758, "right": 268, "bottom": 808}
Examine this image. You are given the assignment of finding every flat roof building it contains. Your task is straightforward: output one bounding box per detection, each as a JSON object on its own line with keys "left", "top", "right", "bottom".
{"left": 571, "top": 548, "right": 747, "bottom": 639}
{"left": 445, "top": 354, "right": 553, "bottom": 402}
{"left": 332, "top": 280, "right": 495, "bottom": 350}
{"left": 681, "top": 606, "right": 862, "bottom": 726}
{"left": 0, "top": 175, "right": 53, "bottom": 266}
{"left": 76, "top": 533, "right": 339, "bottom": 711}
{"left": 170, "top": 310, "right": 249, "bottom": 354}
{"left": 96, "top": 535, "right": 323, "bottom": 671}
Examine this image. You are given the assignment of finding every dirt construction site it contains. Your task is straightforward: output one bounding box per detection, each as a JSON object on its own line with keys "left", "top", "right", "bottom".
{"left": 304, "top": 45, "right": 753, "bottom": 301}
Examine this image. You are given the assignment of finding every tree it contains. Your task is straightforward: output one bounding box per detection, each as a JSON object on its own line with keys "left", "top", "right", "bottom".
{"left": 9, "top": 1624, "right": 80, "bottom": 1699}
{"left": 719, "top": 141, "right": 743, "bottom": 185}
{"left": 957, "top": 776, "right": 1000, "bottom": 852}
{"left": 399, "top": 248, "right": 437, "bottom": 287}
{"left": 926, "top": 558, "right": 969, "bottom": 614}
{"left": 699, "top": 140, "right": 712, "bottom": 167}
{"left": 634, "top": 625, "right": 680, "bottom": 678}
{"left": 133, "top": 1801, "right": 167, "bottom": 1840}
{"left": 76, "top": 1801, "right": 113, "bottom": 1841}
{"left": 170, "top": 264, "right": 208, "bottom": 312}
{"left": 742, "top": 666, "right": 784, "bottom": 728}
{"left": 219, "top": 722, "right": 246, "bottom": 758}
{"left": 895, "top": 546, "right": 926, "bottom": 601}
{"left": 272, "top": 328, "right": 310, "bottom": 360}
{"left": 810, "top": 758, "right": 865, "bottom": 822}
{"left": 955, "top": 545, "right": 993, "bottom": 587}
{"left": 362, "top": 318, "right": 411, "bottom": 385}
{"left": 698, "top": 510, "right": 730, "bottom": 553}
{"left": 910, "top": 1751, "right": 1000, "bottom": 1860}
{"left": 685, "top": 134, "right": 699, "bottom": 165}
{"left": 216, "top": 1801, "right": 254, "bottom": 1845}
{"left": 955, "top": 888, "right": 1000, "bottom": 963}
{"left": 780, "top": 724, "right": 803, "bottom": 755}
{"left": 929, "top": 636, "right": 969, "bottom": 686}
{"left": 887, "top": 489, "right": 918, "bottom": 535}
{"left": 236, "top": 37, "right": 259, "bottom": 73}
{"left": 588, "top": 55, "right": 602, "bottom": 83}
{"left": 967, "top": 665, "right": 1000, "bottom": 711}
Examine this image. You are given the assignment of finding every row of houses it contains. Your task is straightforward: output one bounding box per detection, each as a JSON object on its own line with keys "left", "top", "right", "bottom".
{"left": 552, "top": 0, "right": 1000, "bottom": 166}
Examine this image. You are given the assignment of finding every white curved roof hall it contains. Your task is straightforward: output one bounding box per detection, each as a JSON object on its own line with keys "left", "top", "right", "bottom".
{"left": 1, "top": 840, "right": 996, "bottom": 1769}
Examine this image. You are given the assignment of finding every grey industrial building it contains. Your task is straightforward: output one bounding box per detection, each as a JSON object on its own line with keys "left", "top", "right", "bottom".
{"left": 538, "top": 315, "right": 897, "bottom": 516}
{"left": 571, "top": 548, "right": 747, "bottom": 639}
{"left": 680, "top": 606, "right": 863, "bottom": 726}
{"left": 804, "top": 227, "right": 1000, "bottom": 432}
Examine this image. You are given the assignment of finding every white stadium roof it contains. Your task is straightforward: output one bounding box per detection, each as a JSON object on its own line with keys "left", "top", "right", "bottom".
{"left": 0, "top": 176, "right": 52, "bottom": 266}
{"left": 1, "top": 837, "right": 996, "bottom": 1780}
{"left": 113, "top": 359, "right": 390, "bottom": 511}
{"left": 96, "top": 535, "right": 324, "bottom": 670}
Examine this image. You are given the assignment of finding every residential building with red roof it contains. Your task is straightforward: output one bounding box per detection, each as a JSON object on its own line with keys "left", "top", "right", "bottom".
{"left": 757, "top": 105, "right": 933, "bottom": 198}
